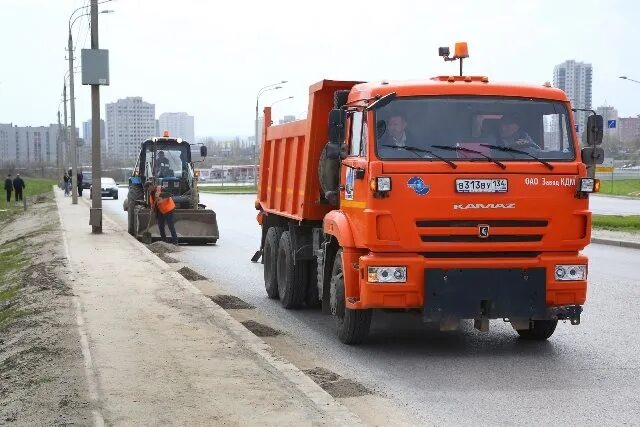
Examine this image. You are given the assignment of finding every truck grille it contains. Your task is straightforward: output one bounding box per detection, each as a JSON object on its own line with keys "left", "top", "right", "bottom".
{"left": 417, "top": 219, "right": 547, "bottom": 244}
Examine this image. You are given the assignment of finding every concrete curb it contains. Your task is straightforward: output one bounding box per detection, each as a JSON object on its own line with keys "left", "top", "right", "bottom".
{"left": 591, "top": 237, "right": 640, "bottom": 250}
{"left": 86, "top": 197, "right": 362, "bottom": 426}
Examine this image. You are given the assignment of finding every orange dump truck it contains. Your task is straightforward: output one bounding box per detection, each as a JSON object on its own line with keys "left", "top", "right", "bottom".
{"left": 253, "top": 45, "right": 604, "bottom": 344}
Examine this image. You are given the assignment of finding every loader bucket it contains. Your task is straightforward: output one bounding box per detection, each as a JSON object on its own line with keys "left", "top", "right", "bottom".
{"left": 134, "top": 207, "right": 219, "bottom": 244}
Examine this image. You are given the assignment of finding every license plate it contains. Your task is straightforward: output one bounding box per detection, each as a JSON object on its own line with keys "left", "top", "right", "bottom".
{"left": 456, "top": 179, "right": 508, "bottom": 193}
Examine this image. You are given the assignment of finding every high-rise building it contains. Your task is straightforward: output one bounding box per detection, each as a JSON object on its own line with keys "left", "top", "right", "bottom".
{"left": 553, "top": 60, "right": 593, "bottom": 134}
{"left": 619, "top": 115, "right": 640, "bottom": 144}
{"left": 0, "top": 123, "right": 71, "bottom": 166}
{"left": 105, "top": 97, "right": 156, "bottom": 162}
{"left": 278, "top": 115, "right": 296, "bottom": 125}
{"left": 158, "top": 112, "right": 195, "bottom": 143}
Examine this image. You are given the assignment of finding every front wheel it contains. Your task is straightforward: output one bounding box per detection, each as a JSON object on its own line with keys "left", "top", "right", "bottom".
{"left": 331, "top": 249, "right": 372, "bottom": 344}
{"left": 516, "top": 319, "right": 558, "bottom": 340}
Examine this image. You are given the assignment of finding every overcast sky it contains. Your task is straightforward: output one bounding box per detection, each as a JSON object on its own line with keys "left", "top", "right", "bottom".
{"left": 1, "top": 0, "right": 639, "bottom": 139}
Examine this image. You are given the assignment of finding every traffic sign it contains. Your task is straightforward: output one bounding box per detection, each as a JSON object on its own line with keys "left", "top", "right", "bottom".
{"left": 574, "top": 124, "right": 580, "bottom": 132}
{"left": 596, "top": 166, "right": 614, "bottom": 173}
{"left": 607, "top": 120, "right": 617, "bottom": 129}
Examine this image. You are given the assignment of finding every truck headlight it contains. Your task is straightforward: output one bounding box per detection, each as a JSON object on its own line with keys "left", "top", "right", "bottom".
{"left": 579, "top": 178, "right": 600, "bottom": 193}
{"left": 367, "top": 266, "right": 406, "bottom": 283}
{"left": 370, "top": 176, "right": 392, "bottom": 192}
{"left": 555, "top": 265, "right": 586, "bottom": 281}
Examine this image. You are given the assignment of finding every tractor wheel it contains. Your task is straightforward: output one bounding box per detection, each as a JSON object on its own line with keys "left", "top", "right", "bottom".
{"left": 516, "top": 319, "right": 558, "bottom": 341}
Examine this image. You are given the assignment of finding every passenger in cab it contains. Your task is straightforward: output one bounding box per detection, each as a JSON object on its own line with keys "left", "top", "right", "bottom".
{"left": 492, "top": 115, "right": 540, "bottom": 149}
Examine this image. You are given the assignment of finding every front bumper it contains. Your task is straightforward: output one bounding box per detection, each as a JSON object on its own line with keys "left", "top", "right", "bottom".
{"left": 348, "top": 252, "right": 587, "bottom": 320}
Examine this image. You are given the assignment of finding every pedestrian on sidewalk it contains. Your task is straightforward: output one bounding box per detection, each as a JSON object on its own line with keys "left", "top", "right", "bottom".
{"left": 63, "top": 173, "right": 70, "bottom": 196}
{"left": 4, "top": 174, "right": 13, "bottom": 207}
{"left": 77, "top": 172, "right": 84, "bottom": 197}
{"left": 144, "top": 181, "right": 178, "bottom": 245}
{"left": 13, "top": 174, "right": 25, "bottom": 202}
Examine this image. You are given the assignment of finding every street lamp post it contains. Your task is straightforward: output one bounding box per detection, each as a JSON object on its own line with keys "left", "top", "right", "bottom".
{"left": 254, "top": 81, "right": 286, "bottom": 188}
{"left": 67, "top": 6, "right": 113, "bottom": 205}
{"left": 619, "top": 76, "right": 640, "bottom": 84}
{"left": 270, "top": 96, "right": 294, "bottom": 108}
{"left": 67, "top": 12, "right": 90, "bottom": 204}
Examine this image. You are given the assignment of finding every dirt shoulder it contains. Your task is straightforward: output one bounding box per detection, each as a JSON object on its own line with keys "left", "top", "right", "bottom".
{"left": 0, "top": 194, "right": 91, "bottom": 424}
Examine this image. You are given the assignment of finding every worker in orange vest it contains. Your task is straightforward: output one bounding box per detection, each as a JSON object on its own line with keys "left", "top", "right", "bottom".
{"left": 144, "top": 181, "right": 178, "bottom": 245}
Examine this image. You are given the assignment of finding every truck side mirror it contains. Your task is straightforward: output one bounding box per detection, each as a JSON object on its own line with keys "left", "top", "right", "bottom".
{"left": 586, "top": 114, "right": 603, "bottom": 146}
{"left": 582, "top": 146, "right": 605, "bottom": 165}
{"left": 200, "top": 145, "right": 208, "bottom": 158}
{"left": 328, "top": 109, "right": 346, "bottom": 143}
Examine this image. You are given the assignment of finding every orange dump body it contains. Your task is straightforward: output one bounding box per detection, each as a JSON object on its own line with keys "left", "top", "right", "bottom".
{"left": 258, "top": 80, "right": 360, "bottom": 221}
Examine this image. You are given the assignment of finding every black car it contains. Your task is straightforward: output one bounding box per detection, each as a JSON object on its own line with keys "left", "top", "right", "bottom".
{"left": 81, "top": 172, "right": 92, "bottom": 189}
{"left": 90, "top": 177, "right": 118, "bottom": 199}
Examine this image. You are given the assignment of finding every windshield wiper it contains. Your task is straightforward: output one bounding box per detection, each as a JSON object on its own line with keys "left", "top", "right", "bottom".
{"left": 381, "top": 144, "right": 457, "bottom": 169}
{"left": 430, "top": 145, "right": 506, "bottom": 169}
{"left": 479, "top": 144, "right": 554, "bottom": 170}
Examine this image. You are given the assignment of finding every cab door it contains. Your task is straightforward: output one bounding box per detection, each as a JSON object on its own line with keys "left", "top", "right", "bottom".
{"left": 341, "top": 110, "right": 369, "bottom": 240}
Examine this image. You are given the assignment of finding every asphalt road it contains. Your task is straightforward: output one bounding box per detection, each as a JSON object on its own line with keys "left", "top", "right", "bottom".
{"left": 98, "top": 189, "right": 640, "bottom": 425}
{"left": 590, "top": 194, "right": 639, "bottom": 216}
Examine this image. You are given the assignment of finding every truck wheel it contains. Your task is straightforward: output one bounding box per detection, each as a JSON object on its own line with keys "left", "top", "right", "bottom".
{"left": 277, "top": 231, "right": 305, "bottom": 309}
{"left": 331, "top": 250, "right": 372, "bottom": 344}
{"left": 516, "top": 319, "right": 558, "bottom": 340}
{"left": 334, "top": 90, "right": 350, "bottom": 108}
{"left": 305, "top": 260, "right": 321, "bottom": 308}
{"left": 264, "top": 227, "right": 283, "bottom": 299}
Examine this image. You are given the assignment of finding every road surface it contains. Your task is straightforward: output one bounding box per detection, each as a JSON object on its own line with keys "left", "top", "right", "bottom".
{"left": 97, "top": 189, "right": 640, "bottom": 425}
{"left": 589, "top": 194, "right": 639, "bottom": 216}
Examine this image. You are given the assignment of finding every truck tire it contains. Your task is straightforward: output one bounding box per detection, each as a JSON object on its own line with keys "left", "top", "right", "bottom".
{"left": 334, "top": 90, "right": 350, "bottom": 109}
{"left": 127, "top": 185, "right": 144, "bottom": 236}
{"left": 263, "top": 226, "right": 284, "bottom": 299}
{"left": 331, "top": 250, "right": 372, "bottom": 344}
{"left": 516, "top": 319, "right": 558, "bottom": 340}
{"left": 305, "top": 260, "right": 321, "bottom": 308}
{"left": 277, "top": 231, "right": 305, "bottom": 309}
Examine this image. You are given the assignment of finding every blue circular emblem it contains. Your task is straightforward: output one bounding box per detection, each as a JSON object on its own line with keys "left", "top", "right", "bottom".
{"left": 407, "top": 176, "right": 430, "bottom": 195}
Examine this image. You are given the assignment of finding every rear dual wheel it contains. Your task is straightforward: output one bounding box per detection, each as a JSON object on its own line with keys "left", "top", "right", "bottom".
{"left": 263, "top": 227, "right": 284, "bottom": 299}
{"left": 277, "top": 231, "right": 306, "bottom": 309}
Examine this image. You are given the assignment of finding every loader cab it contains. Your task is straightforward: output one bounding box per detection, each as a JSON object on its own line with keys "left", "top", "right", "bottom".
{"left": 136, "top": 137, "right": 192, "bottom": 183}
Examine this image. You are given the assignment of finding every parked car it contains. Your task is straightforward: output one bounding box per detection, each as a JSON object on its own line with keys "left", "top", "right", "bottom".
{"left": 81, "top": 172, "right": 93, "bottom": 189}
{"left": 90, "top": 177, "right": 118, "bottom": 199}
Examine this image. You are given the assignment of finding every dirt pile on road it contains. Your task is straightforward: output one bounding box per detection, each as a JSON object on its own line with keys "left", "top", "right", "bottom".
{"left": 147, "top": 241, "right": 181, "bottom": 255}
{"left": 0, "top": 199, "right": 90, "bottom": 424}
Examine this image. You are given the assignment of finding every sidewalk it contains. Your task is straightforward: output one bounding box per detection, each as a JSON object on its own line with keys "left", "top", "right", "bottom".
{"left": 591, "top": 229, "right": 640, "bottom": 250}
{"left": 54, "top": 188, "right": 360, "bottom": 426}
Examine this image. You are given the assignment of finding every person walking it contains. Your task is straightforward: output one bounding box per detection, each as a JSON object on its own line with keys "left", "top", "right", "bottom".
{"left": 63, "top": 173, "right": 70, "bottom": 196}
{"left": 4, "top": 174, "right": 13, "bottom": 207}
{"left": 77, "top": 172, "right": 84, "bottom": 197}
{"left": 13, "top": 174, "right": 25, "bottom": 202}
{"left": 144, "top": 181, "right": 178, "bottom": 245}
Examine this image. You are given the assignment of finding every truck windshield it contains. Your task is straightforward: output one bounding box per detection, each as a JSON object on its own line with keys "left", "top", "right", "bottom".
{"left": 374, "top": 97, "right": 575, "bottom": 161}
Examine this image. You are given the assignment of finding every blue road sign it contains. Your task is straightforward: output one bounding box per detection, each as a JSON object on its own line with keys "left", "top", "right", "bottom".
{"left": 608, "top": 120, "right": 617, "bottom": 129}
{"left": 575, "top": 124, "right": 581, "bottom": 132}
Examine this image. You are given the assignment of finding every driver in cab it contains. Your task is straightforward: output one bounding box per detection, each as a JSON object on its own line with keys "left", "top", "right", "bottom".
{"left": 377, "top": 113, "right": 417, "bottom": 158}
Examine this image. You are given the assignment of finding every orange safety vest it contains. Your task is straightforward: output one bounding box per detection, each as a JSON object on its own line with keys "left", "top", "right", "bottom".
{"left": 149, "top": 187, "right": 176, "bottom": 214}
